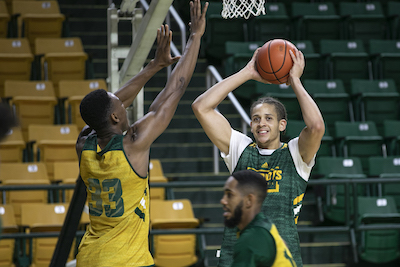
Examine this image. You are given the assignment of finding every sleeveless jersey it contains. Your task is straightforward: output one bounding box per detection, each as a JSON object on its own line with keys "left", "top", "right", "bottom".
{"left": 233, "top": 213, "right": 297, "bottom": 267}
{"left": 76, "top": 134, "right": 154, "bottom": 267}
{"left": 219, "top": 142, "right": 307, "bottom": 267}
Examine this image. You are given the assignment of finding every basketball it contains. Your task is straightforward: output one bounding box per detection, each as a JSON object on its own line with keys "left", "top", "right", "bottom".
{"left": 256, "top": 39, "right": 298, "bottom": 84}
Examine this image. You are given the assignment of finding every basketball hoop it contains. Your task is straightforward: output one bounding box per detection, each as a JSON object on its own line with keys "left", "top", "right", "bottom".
{"left": 221, "top": 0, "right": 265, "bottom": 19}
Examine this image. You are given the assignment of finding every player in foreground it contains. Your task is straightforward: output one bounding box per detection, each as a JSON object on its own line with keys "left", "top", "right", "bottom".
{"left": 75, "top": 1, "right": 208, "bottom": 266}
{"left": 222, "top": 170, "right": 296, "bottom": 267}
{"left": 192, "top": 48, "right": 325, "bottom": 267}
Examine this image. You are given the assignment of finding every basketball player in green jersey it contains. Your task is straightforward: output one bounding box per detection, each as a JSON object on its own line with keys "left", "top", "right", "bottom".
{"left": 75, "top": 1, "right": 208, "bottom": 266}
{"left": 222, "top": 170, "right": 296, "bottom": 267}
{"left": 192, "top": 48, "right": 325, "bottom": 267}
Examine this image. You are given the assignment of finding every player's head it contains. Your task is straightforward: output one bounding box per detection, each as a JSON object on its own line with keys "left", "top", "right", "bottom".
{"left": 249, "top": 96, "right": 287, "bottom": 148}
{"left": 0, "top": 104, "right": 17, "bottom": 141}
{"left": 80, "top": 89, "right": 129, "bottom": 132}
{"left": 221, "top": 170, "right": 267, "bottom": 229}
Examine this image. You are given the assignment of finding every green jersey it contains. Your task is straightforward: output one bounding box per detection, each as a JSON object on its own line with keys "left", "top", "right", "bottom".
{"left": 233, "top": 213, "right": 296, "bottom": 267}
{"left": 219, "top": 130, "right": 313, "bottom": 267}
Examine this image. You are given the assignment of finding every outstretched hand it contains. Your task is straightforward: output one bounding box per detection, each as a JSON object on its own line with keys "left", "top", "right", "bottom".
{"left": 189, "top": 0, "right": 208, "bottom": 36}
{"left": 153, "top": 24, "right": 181, "bottom": 68}
{"left": 286, "top": 49, "right": 305, "bottom": 86}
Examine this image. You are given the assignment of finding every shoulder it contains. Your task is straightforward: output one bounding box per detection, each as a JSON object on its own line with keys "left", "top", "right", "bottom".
{"left": 239, "top": 224, "right": 275, "bottom": 248}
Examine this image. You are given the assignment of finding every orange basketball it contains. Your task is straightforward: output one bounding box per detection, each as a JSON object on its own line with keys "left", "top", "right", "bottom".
{"left": 256, "top": 39, "right": 298, "bottom": 84}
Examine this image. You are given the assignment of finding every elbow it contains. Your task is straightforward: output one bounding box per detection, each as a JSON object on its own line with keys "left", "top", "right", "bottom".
{"left": 191, "top": 99, "right": 202, "bottom": 116}
{"left": 311, "top": 120, "right": 325, "bottom": 137}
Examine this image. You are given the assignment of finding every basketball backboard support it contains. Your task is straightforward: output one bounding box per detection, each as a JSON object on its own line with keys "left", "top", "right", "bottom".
{"left": 107, "top": 0, "right": 173, "bottom": 120}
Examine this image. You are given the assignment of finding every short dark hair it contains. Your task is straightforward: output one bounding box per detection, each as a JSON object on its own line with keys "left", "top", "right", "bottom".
{"left": 250, "top": 96, "right": 287, "bottom": 121}
{"left": 0, "top": 104, "right": 17, "bottom": 141}
{"left": 80, "top": 89, "right": 112, "bottom": 131}
{"left": 232, "top": 170, "right": 267, "bottom": 205}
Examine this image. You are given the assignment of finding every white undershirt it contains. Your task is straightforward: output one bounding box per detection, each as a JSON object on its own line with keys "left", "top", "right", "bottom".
{"left": 221, "top": 129, "right": 315, "bottom": 181}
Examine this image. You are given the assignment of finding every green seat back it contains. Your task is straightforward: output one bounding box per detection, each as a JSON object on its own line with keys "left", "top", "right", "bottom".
{"left": 292, "top": 2, "right": 340, "bottom": 52}
{"left": 357, "top": 196, "right": 400, "bottom": 263}
{"left": 303, "top": 79, "right": 350, "bottom": 134}
{"left": 320, "top": 40, "right": 370, "bottom": 88}
{"left": 339, "top": 2, "right": 387, "bottom": 42}
{"left": 249, "top": 3, "right": 291, "bottom": 42}
{"left": 350, "top": 79, "right": 399, "bottom": 133}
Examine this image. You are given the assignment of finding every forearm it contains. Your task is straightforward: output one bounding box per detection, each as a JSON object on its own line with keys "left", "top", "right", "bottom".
{"left": 115, "top": 60, "right": 163, "bottom": 107}
{"left": 291, "top": 78, "right": 324, "bottom": 131}
{"left": 149, "top": 33, "right": 202, "bottom": 112}
{"left": 192, "top": 67, "right": 251, "bottom": 113}
{"left": 166, "top": 32, "right": 201, "bottom": 91}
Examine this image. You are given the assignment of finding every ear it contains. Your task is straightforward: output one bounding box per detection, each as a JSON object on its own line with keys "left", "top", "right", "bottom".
{"left": 279, "top": 119, "right": 287, "bottom": 132}
{"left": 111, "top": 112, "right": 120, "bottom": 124}
{"left": 250, "top": 121, "right": 253, "bottom": 133}
{"left": 245, "top": 194, "right": 256, "bottom": 209}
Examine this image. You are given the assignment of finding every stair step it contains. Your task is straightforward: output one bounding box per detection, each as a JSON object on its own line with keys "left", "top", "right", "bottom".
{"left": 154, "top": 129, "right": 210, "bottom": 143}
{"left": 144, "top": 87, "right": 205, "bottom": 101}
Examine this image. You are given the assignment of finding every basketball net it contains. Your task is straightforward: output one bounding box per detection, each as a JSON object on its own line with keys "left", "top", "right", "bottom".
{"left": 221, "top": 0, "right": 265, "bottom": 19}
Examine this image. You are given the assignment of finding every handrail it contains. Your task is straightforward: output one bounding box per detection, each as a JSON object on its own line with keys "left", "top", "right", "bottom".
{"left": 206, "top": 65, "right": 251, "bottom": 174}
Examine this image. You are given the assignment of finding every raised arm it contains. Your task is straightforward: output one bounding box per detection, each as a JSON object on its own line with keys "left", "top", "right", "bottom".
{"left": 287, "top": 50, "right": 325, "bottom": 164}
{"left": 129, "top": 0, "right": 208, "bottom": 149}
{"left": 192, "top": 49, "right": 269, "bottom": 155}
{"left": 114, "top": 24, "right": 180, "bottom": 108}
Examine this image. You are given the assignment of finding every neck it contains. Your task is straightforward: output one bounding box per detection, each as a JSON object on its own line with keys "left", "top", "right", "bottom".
{"left": 237, "top": 208, "right": 260, "bottom": 231}
{"left": 257, "top": 139, "right": 282, "bottom": 150}
{"left": 96, "top": 127, "right": 122, "bottom": 147}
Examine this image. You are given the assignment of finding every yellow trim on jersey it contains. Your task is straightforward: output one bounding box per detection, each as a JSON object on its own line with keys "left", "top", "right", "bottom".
{"left": 293, "top": 193, "right": 304, "bottom": 206}
{"left": 270, "top": 225, "right": 297, "bottom": 267}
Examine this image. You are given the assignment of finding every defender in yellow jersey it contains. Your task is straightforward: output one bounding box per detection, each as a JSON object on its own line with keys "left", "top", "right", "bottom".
{"left": 75, "top": 1, "right": 208, "bottom": 266}
{"left": 221, "top": 170, "right": 296, "bottom": 267}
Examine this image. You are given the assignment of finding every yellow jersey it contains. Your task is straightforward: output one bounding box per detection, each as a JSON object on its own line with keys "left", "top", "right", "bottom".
{"left": 76, "top": 134, "right": 154, "bottom": 267}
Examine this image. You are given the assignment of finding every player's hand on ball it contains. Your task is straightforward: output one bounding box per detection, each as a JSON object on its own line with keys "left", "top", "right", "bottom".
{"left": 247, "top": 48, "right": 271, "bottom": 84}
{"left": 286, "top": 49, "right": 305, "bottom": 86}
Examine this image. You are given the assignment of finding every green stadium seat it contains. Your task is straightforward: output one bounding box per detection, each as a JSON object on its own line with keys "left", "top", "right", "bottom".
{"left": 303, "top": 79, "right": 352, "bottom": 135}
{"left": 383, "top": 120, "right": 400, "bottom": 156}
{"left": 248, "top": 3, "right": 291, "bottom": 42}
{"left": 314, "top": 156, "right": 366, "bottom": 224}
{"left": 203, "top": 2, "right": 246, "bottom": 63}
{"left": 350, "top": 79, "right": 400, "bottom": 134}
{"left": 368, "top": 156, "right": 400, "bottom": 211}
{"left": 387, "top": 1, "right": 400, "bottom": 39}
{"left": 356, "top": 196, "right": 400, "bottom": 264}
{"left": 320, "top": 39, "right": 371, "bottom": 89}
{"left": 369, "top": 39, "right": 400, "bottom": 88}
{"left": 339, "top": 2, "right": 388, "bottom": 46}
{"left": 292, "top": 2, "right": 341, "bottom": 52}
{"left": 293, "top": 40, "right": 321, "bottom": 80}
{"left": 334, "top": 121, "right": 384, "bottom": 173}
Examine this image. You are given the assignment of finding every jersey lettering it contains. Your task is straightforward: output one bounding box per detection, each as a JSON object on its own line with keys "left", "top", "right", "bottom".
{"left": 88, "top": 178, "right": 124, "bottom": 217}
{"left": 247, "top": 166, "right": 283, "bottom": 193}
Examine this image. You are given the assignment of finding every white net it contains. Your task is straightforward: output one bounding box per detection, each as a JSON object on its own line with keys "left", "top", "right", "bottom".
{"left": 221, "top": 0, "right": 265, "bottom": 19}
